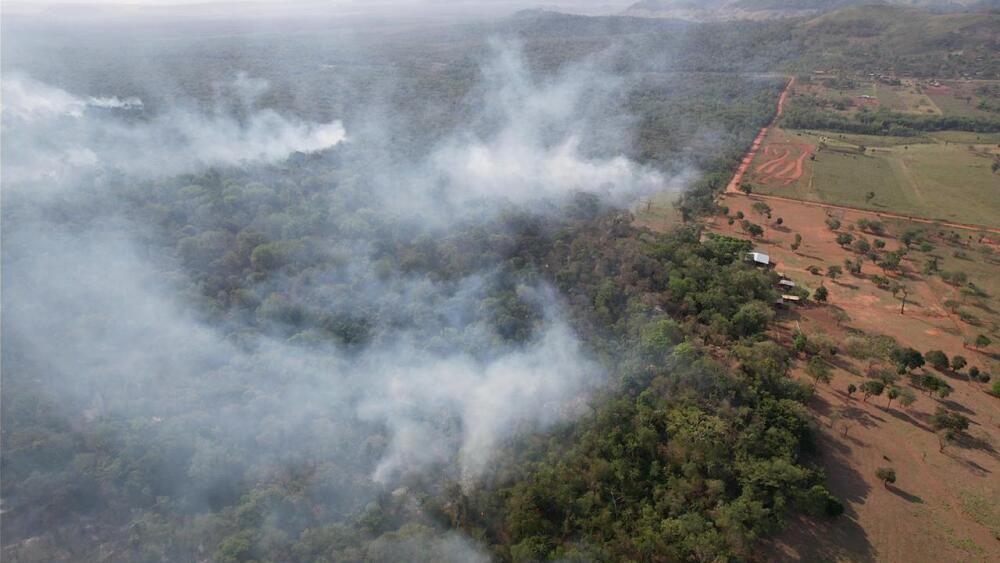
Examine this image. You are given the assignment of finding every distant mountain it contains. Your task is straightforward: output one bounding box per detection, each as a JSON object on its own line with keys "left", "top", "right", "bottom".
{"left": 622, "top": 0, "right": 990, "bottom": 21}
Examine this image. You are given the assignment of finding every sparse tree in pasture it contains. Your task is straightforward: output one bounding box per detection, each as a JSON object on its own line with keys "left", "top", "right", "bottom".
{"left": 950, "top": 355, "right": 966, "bottom": 372}
{"left": 887, "top": 386, "right": 900, "bottom": 407}
{"left": 931, "top": 407, "right": 969, "bottom": 437}
{"left": 897, "top": 387, "right": 917, "bottom": 408}
{"left": 847, "top": 383, "right": 857, "bottom": 398}
{"left": 925, "top": 350, "right": 949, "bottom": 372}
{"left": 860, "top": 380, "right": 885, "bottom": 402}
{"left": 900, "top": 229, "right": 923, "bottom": 248}
{"left": 825, "top": 217, "right": 841, "bottom": 231}
{"left": 807, "top": 356, "right": 832, "bottom": 389}
{"left": 832, "top": 308, "right": 851, "bottom": 327}
{"left": 880, "top": 251, "right": 902, "bottom": 274}
{"left": 892, "top": 347, "right": 924, "bottom": 374}
{"left": 875, "top": 467, "right": 896, "bottom": 488}
{"left": 975, "top": 334, "right": 992, "bottom": 350}
{"left": 814, "top": 285, "right": 829, "bottom": 302}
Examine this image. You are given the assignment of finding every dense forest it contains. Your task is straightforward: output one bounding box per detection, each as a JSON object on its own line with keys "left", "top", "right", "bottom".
{"left": 3, "top": 3, "right": 990, "bottom": 562}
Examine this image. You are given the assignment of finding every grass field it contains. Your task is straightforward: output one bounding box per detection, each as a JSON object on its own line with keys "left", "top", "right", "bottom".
{"left": 792, "top": 76, "right": 1000, "bottom": 118}
{"left": 746, "top": 128, "right": 1000, "bottom": 228}
{"left": 876, "top": 81, "right": 941, "bottom": 114}
{"left": 925, "top": 80, "right": 1000, "bottom": 119}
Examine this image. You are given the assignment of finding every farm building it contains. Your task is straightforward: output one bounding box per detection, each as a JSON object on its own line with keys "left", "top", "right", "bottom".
{"left": 747, "top": 252, "right": 772, "bottom": 267}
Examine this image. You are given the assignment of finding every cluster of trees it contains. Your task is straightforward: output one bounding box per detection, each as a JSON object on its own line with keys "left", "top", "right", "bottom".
{"left": 783, "top": 104, "right": 1000, "bottom": 135}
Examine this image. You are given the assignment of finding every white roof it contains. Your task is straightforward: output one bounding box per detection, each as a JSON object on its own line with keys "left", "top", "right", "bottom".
{"left": 749, "top": 252, "right": 770, "bottom": 265}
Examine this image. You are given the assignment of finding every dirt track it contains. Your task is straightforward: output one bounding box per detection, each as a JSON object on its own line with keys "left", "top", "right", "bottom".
{"left": 720, "top": 76, "right": 1000, "bottom": 235}
{"left": 724, "top": 76, "right": 795, "bottom": 194}
{"left": 736, "top": 192, "right": 1000, "bottom": 235}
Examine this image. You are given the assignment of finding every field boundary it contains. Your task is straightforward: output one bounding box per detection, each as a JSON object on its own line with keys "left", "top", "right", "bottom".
{"left": 731, "top": 192, "right": 1000, "bottom": 235}
{"left": 724, "top": 76, "right": 795, "bottom": 194}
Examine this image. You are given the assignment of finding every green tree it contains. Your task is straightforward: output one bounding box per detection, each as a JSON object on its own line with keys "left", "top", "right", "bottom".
{"left": 836, "top": 233, "right": 854, "bottom": 247}
{"left": 931, "top": 407, "right": 969, "bottom": 451}
{"left": 886, "top": 386, "right": 900, "bottom": 407}
{"left": 793, "top": 331, "right": 808, "bottom": 355}
{"left": 860, "top": 380, "right": 885, "bottom": 402}
{"left": 731, "top": 302, "right": 774, "bottom": 338}
{"left": 875, "top": 467, "right": 896, "bottom": 488}
{"left": 891, "top": 347, "right": 924, "bottom": 374}
{"left": 925, "top": 350, "right": 949, "bottom": 371}
{"left": 847, "top": 383, "right": 857, "bottom": 398}
{"left": 806, "top": 356, "right": 832, "bottom": 389}
{"left": 897, "top": 387, "right": 917, "bottom": 408}
{"left": 975, "top": 334, "right": 992, "bottom": 350}
{"left": 825, "top": 217, "right": 841, "bottom": 231}
{"left": 879, "top": 251, "right": 902, "bottom": 274}
{"left": 826, "top": 265, "right": 843, "bottom": 280}
{"left": 791, "top": 233, "right": 802, "bottom": 251}
{"left": 752, "top": 201, "right": 772, "bottom": 219}
{"left": 950, "top": 356, "right": 967, "bottom": 372}
{"left": 814, "top": 285, "right": 829, "bottom": 302}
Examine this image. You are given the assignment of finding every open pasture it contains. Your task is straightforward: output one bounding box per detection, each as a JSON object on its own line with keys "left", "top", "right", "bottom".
{"left": 746, "top": 128, "right": 1000, "bottom": 229}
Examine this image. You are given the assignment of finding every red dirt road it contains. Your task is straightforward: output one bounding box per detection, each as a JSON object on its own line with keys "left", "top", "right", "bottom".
{"left": 725, "top": 76, "right": 795, "bottom": 194}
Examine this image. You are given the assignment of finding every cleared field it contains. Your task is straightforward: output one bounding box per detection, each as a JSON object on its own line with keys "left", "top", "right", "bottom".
{"left": 876, "top": 81, "right": 941, "bottom": 114}
{"left": 708, "top": 194, "right": 1000, "bottom": 563}
{"left": 747, "top": 128, "right": 1000, "bottom": 228}
{"left": 929, "top": 130, "right": 1000, "bottom": 144}
{"left": 925, "top": 80, "right": 1000, "bottom": 119}
{"left": 633, "top": 191, "right": 681, "bottom": 231}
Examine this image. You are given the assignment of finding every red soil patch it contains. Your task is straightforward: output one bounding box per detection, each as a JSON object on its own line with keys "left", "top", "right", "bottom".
{"left": 754, "top": 143, "right": 813, "bottom": 186}
{"left": 923, "top": 84, "right": 951, "bottom": 95}
{"left": 706, "top": 195, "right": 1000, "bottom": 562}
{"left": 853, "top": 96, "right": 880, "bottom": 107}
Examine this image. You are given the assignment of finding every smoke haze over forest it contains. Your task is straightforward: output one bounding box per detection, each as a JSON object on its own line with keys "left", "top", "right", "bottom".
{"left": 11, "top": 0, "right": 988, "bottom": 559}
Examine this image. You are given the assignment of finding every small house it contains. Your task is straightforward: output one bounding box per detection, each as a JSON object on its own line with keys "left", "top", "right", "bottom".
{"left": 747, "top": 252, "right": 772, "bottom": 268}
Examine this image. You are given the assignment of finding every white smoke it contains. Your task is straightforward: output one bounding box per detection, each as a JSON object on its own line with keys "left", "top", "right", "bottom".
{"left": 1, "top": 72, "right": 346, "bottom": 192}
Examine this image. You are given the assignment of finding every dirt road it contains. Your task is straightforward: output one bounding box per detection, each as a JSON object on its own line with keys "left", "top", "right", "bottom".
{"left": 724, "top": 76, "right": 795, "bottom": 194}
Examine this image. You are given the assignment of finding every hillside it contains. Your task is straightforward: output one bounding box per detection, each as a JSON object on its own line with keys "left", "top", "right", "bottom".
{"left": 624, "top": 0, "right": 992, "bottom": 20}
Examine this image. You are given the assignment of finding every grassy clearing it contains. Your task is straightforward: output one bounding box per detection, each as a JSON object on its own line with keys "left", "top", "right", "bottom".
{"left": 928, "top": 130, "right": 1000, "bottom": 144}
{"left": 749, "top": 128, "right": 1000, "bottom": 228}
{"left": 876, "top": 82, "right": 941, "bottom": 114}
{"left": 958, "top": 490, "right": 1000, "bottom": 537}
{"left": 633, "top": 190, "right": 681, "bottom": 232}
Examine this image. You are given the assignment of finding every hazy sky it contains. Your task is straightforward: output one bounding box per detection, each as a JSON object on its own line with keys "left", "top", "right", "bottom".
{"left": 3, "top": 0, "right": 637, "bottom": 18}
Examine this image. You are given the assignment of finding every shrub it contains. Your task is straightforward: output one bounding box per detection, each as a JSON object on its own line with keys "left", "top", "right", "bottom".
{"left": 875, "top": 467, "right": 896, "bottom": 488}
{"left": 925, "top": 350, "right": 949, "bottom": 371}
